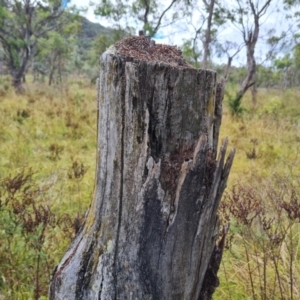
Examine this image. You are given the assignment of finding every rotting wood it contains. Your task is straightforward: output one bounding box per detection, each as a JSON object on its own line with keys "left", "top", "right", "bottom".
{"left": 49, "top": 36, "right": 235, "bottom": 300}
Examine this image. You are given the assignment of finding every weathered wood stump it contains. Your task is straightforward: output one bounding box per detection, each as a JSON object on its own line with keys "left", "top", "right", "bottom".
{"left": 49, "top": 36, "right": 235, "bottom": 300}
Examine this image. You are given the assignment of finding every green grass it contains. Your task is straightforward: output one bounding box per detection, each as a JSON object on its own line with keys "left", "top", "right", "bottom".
{"left": 0, "top": 78, "right": 299, "bottom": 299}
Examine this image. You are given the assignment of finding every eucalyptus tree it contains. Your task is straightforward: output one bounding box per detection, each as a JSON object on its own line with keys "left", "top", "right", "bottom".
{"left": 35, "top": 17, "right": 81, "bottom": 86}
{"left": 228, "top": 0, "right": 274, "bottom": 104}
{"left": 0, "top": 0, "right": 68, "bottom": 92}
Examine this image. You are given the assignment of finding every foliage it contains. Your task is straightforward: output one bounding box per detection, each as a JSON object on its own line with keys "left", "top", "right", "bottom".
{"left": 31, "top": 14, "right": 116, "bottom": 85}
{"left": 35, "top": 23, "right": 79, "bottom": 85}
{"left": 227, "top": 93, "right": 245, "bottom": 117}
{"left": 87, "top": 28, "right": 127, "bottom": 76}
{"left": 225, "top": 83, "right": 246, "bottom": 117}
{"left": 181, "top": 39, "right": 201, "bottom": 67}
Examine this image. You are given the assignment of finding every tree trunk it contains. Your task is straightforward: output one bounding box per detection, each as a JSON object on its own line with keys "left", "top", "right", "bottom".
{"left": 224, "top": 56, "right": 233, "bottom": 80}
{"left": 12, "top": 75, "right": 25, "bottom": 93}
{"left": 202, "top": 0, "right": 215, "bottom": 70}
{"left": 49, "top": 53, "right": 59, "bottom": 86}
{"left": 251, "top": 77, "right": 257, "bottom": 105}
{"left": 49, "top": 37, "right": 235, "bottom": 300}
{"left": 10, "top": 48, "right": 29, "bottom": 93}
{"left": 48, "top": 67, "right": 55, "bottom": 86}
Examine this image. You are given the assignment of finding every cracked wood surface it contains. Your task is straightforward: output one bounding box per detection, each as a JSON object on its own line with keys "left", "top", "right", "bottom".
{"left": 49, "top": 51, "right": 234, "bottom": 300}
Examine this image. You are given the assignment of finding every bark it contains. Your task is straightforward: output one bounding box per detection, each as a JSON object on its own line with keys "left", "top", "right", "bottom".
{"left": 49, "top": 50, "right": 235, "bottom": 299}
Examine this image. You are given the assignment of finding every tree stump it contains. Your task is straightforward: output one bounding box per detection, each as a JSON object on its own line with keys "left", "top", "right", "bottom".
{"left": 49, "top": 36, "right": 235, "bottom": 300}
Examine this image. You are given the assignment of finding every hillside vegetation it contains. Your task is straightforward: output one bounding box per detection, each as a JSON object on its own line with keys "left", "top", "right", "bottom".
{"left": 0, "top": 76, "right": 299, "bottom": 299}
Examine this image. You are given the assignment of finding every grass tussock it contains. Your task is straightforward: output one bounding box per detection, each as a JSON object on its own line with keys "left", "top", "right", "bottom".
{"left": 0, "top": 78, "right": 300, "bottom": 299}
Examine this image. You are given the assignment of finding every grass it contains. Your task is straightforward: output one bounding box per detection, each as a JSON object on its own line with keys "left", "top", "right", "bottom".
{"left": 0, "top": 77, "right": 97, "bottom": 299}
{"left": 220, "top": 87, "right": 300, "bottom": 181}
{"left": 215, "top": 87, "right": 300, "bottom": 299}
{"left": 0, "top": 76, "right": 299, "bottom": 299}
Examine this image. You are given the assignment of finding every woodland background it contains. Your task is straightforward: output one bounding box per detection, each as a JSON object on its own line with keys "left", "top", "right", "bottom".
{"left": 0, "top": 0, "right": 300, "bottom": 299}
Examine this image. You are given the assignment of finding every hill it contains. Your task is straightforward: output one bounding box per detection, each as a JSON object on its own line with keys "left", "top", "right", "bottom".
{"left": 77, "top": 16, "right": 113, "bottom": 61}
{"left": 79, "top": 16, "right": 113, "bottom": 48}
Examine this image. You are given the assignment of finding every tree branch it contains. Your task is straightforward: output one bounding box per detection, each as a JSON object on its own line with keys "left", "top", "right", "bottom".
{"left": 142, "top": 0, "right": 150, "bottom": 27}
{"left": 33, "top": 7, "right": 64, "bottom": 36}
{"left": 258, "top": 0, "right": 273, "bottom": 16}
{"left": 153, "top": 0, "right": 177, "bottom": 35}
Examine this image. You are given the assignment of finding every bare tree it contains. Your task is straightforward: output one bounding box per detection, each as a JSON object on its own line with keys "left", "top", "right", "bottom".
{"left": 231, "top": 0, "right": 273, "bottom": 104}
